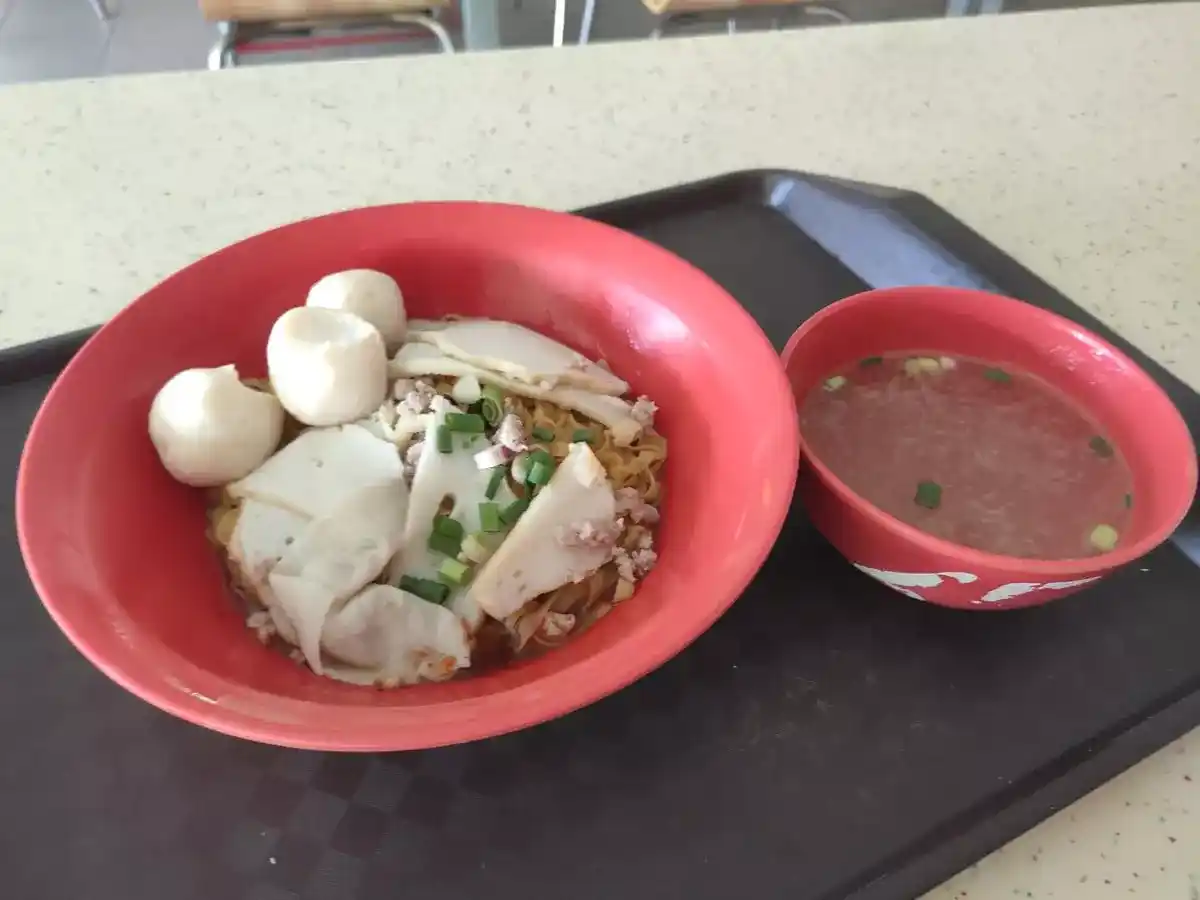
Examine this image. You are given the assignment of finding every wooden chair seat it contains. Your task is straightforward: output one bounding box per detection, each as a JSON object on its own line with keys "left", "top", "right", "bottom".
{"left": 199, "top": 0, "right": 449, "bottom": 23}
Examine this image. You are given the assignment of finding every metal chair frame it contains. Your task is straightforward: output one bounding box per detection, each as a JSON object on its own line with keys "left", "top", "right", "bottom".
{"left": 207, "top": 8, "right": 453, "bottom": 69}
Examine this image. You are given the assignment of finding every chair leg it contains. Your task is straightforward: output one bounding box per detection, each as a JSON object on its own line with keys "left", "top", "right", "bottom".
{"left": 208, "top": 20, "right": 238, "bottom": 70}
{"left": 579, "top": 0, "right": 596, "bottom": 44}
{"left": 389, "top": 13, "right": 456, "bottom": 53}
{"left": 552, "top": 0, "right": 566, "bottom": 47}
{"left": 803, "top": 5, "right": 852, "bottom": 24}
{"left": 87, "top": 0, "right": 113, "bottom": 22}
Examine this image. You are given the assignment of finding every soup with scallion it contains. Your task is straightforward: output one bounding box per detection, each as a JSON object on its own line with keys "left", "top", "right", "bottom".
{"left": 800, "top": 353, "right": 1133, "bottom": 559}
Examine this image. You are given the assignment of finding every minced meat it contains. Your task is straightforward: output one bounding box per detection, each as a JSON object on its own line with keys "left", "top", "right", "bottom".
{"left": 615, "top": 486, "right": 660, "bottom": 524}
{"left": 402, "top": 380, "right": 438, "bottom": 415}
{"left": 630, "top": 395, "right": 658, "bottom": 428}
{"left": 613, "top": 545, "right": 657, "bottom": 583}
{"left": 557, "top": 517, "right": 624, "bottom": 549}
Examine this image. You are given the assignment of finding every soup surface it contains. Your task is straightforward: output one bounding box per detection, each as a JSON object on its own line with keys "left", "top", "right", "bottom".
{"left": 800, "top": 353, "right": 1133, "bottom": 559}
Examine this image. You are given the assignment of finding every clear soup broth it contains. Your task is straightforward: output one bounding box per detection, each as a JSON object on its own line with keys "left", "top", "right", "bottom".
{"left": 800, "top": 353, "right": 1134, "bottom": 559}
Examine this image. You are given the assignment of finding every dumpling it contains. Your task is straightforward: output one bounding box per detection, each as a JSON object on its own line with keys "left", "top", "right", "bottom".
{"left": 322, "top": 584, "right": 470, "bottom": 686}
{"left": 227, "top": 425, "right": 404, "bottom": 519}
{"left": 267, "top": 479, "right": 408, "bottom": 674}
{"left": 407, "top": 319, "right": 628, "bottom": 395}
{"left": 391, "top": 343, "right": 643, "bottom": 445}
{"left": 466, "top": 443, "right": 616, "bottom": 620}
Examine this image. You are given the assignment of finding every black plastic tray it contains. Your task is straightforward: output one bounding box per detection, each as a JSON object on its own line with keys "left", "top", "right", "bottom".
{"left": 3, "top": 170, "right": 1198, "bottom": 900}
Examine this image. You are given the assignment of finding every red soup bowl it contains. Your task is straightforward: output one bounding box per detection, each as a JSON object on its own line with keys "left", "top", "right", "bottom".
{"left": 17, "top": 202, "right": 799, "bottom": 751}
{"left": 781, "top": 286, "right": 1197, "bottom": 611}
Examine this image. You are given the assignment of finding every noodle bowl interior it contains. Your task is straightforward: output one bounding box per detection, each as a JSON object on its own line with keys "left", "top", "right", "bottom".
{"left": 147, "top": 269, "right": 665, "bottom": 688}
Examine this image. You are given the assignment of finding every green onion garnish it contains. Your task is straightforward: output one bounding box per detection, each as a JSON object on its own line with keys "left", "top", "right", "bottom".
{"left": 445, "top": 412, "right": 485, "bottom": 434}
{"left": 1124, "top": 492, "right": 1133, "bottom": 509}
{"left": 531, "top": 426, "right": 555, "bottom": 442}
{"left": 437, "top": 558, "right": 472, "bottom": 587}
{"left": 859, "top": 356, "right": 883, "bottom": 367}
{"left": 433, "top": 515, "right": 464, "bottom": 540}
{"left": 435, "top": 424, "right": 452, "bottom": 454}
{"left": 914, "top": 480, "right": 942, "bottom": 510}
{"left": 427, "top": 530, "right": 462, "bottom": 557}
{"left": 524, "top": 449, "right": 554, "bottom": 484}
{"left": 501, "top": 497, "right": 530, "bottom": 525}
{"left": 479, "top": 502, "right": 503, "bottom": 533}
{"left": 485, "top": 467, "right": 506, "bottom": 500}
{"left": 1089, "top": 435, "right": 1114, "bottom": 459}
{"left": 399, "top": 575, "right": 450, "bottom": 605}
{"left": 479, "top": 386, "right": 505, "bottom": 425}
{"left": 461, "top": 533, "right": 495, "bottom": 564}
{"left": 571, "top": 428, "right": 594, "bottom": 444}
{"left": 527, "top": 459, "right": 555, "bottom": 485}
{"left": 982, "top": 367, "right": 1012, "bottom": 384}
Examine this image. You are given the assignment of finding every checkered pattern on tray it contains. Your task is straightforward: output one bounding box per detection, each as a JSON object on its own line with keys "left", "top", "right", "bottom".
{"left": 8, "top": 482, "right": 1200, "bottom": 900}
{"left": 2, "top": 541, "right": 765, "bottom": 900}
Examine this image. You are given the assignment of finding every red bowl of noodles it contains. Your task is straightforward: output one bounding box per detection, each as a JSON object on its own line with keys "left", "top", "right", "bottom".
{"left": 16, "top": 202, "right": 799, "bottom": 751}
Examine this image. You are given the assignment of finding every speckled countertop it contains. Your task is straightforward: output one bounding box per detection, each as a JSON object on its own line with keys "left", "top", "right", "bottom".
{"left": 0, "top": 2, "right": 1197, "bottom": 896}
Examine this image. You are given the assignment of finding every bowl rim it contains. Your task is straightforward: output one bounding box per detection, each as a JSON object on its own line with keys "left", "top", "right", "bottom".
{"left": 781, "top": 285, "right": 1198, "bottom": 578}
{"left": 17, "top": 200, "right": 801, "bottom": 751}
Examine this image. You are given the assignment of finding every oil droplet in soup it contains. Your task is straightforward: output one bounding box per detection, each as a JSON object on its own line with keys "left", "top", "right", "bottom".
{"left": 800, "top": 353, "right": 1134, "bottom": 559}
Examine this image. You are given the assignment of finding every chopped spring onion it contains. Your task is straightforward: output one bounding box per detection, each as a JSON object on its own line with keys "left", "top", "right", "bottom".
{"left": 474, "top": 444, "right": 513, "bottom": 470}
{"left": 479, "top": 502, "right": 503, "bottom": 533}
{"left": 571, "top": 428, "right": 595, "bottom": 444}
{"left": 451, "top": 375, "right": 483, "bottom": 406}
{"left": 524, "top": 449, "right": 554, "bottom": 483}
{"left": 445, "top": 412, "right": 485, "bottom": 433}
{"left": 501, "top": 497, "right": 530, "bottom": 525}
{"left": 427, "top": 530, "right": 462, "bottom": 558}
{"left": 1089, "top": 523, "right": 1119, "bottom": 553}
{"left": 399, "top": 575, "right": 450, "bottom": 605}
{"left": 1124, "top": 492, "right": 1133, "bottom": 509}
{"left": 1089, "top": 435, "right": 1114, "bottom": 459}
{"left": 437, "top": 558, "right": 472, "bottom": 587}
{"left": 531, "top": 426, "right": 555, "bottom": 442}
{"left": 485, "top": 467, "right": 506, "bottom": 500}
{"left": 859, "top": 356, "right": 883, "bottom": 368}
{"left": 479, "top": 386, "right": 505, "bottom": 426}
{"left": 433, "top": 514, "right": 465, "bottom": 540}
{"left": 914, "top": 480, "right": 942, "bottom": 510}
{"left": 527, "top": 458, "right": 555, "bottom": 485}
{"left": 823, "top": 375, "right": 848, "bottom": 392}
{"left": 435, "top": 424, "right": 453, "bottom": 454}
{"left": 982, "top": 367, "right": 1012, "bottom": 384}
{"left": 461, "top": 532, "right": 496, "bottom": 563}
